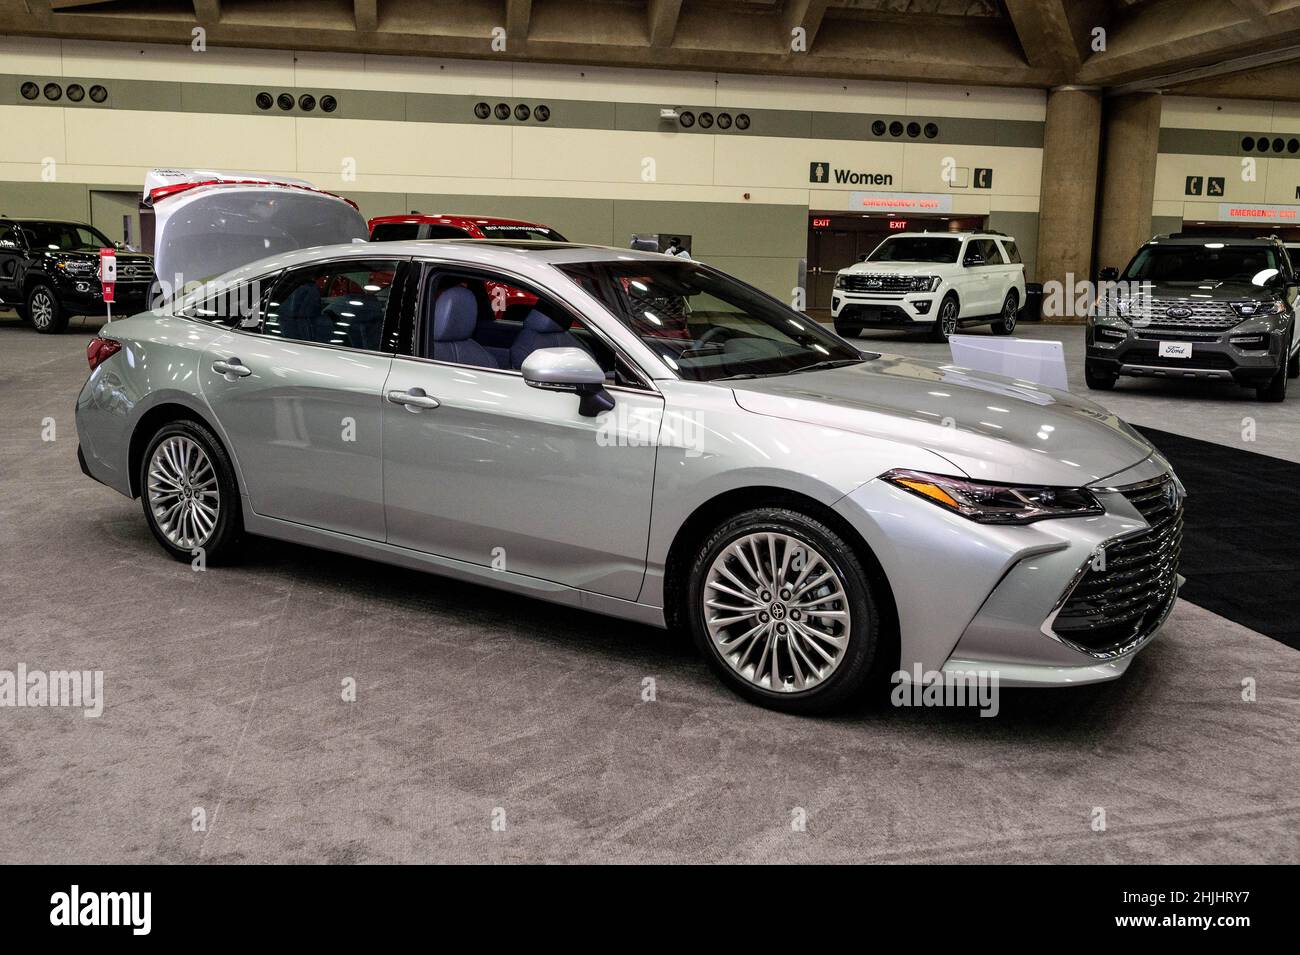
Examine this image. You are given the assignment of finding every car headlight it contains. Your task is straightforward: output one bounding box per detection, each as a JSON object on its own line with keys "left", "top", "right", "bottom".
{"left": 1232, "top": 300, "right": 1286, "bottom": 317}
{"left": 834, "top": 274, "right": 847, "bottom": 290}
{"left": 910, "top": 275, "right": 941, "bottom": 292}
{"left": 882, "top": 469, "right": 1104, "bottom": 524}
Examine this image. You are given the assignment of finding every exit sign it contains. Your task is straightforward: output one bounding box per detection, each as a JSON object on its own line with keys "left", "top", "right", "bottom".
{"left": 889, "top": 219, "right": 909, "bottom": 230}
{"left": 812, "top": 217, "right": 831, "bottom": 228}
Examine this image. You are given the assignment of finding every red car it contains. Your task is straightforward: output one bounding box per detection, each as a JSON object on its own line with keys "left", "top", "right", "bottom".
{"left": 369, "top": 214, "right": 567, "bottom": 316}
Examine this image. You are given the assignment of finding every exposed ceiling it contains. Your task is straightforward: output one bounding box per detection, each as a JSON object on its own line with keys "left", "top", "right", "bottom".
{"left": 5, "top": 0, "right": 1300, "bottom": 97}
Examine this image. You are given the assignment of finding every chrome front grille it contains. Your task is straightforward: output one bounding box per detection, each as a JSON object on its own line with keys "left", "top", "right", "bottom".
{"left": 839, "top": 273, "right": 919, "bottom": 293}
{"left": 1127, "top": 297, "right": 1242, "bottom": 331}
{"left": 1050, "top": 477, "right": 1182, "bottom": 655}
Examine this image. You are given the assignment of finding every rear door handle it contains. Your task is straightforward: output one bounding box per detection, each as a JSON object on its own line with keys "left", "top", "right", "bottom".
{"left": 386, "top": 387, "right": 440, "bottom": 411}
{"left": 212, "top": 357, "right": 252, "bottom": 379}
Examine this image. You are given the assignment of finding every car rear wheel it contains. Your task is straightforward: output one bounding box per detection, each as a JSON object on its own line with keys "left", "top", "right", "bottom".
{"left": 139, "top": 419, "right": 243, "bottom": 563}
{"left": 27, "top": 284, "right": 66, "bottom": 334}
{"left": 687, "top": 507, "right": 881, "bottom": 713}
{"left": 1288, "top": 348, "right": 1299, "bottom": 379}
{"left": 930, "top": 294, "right": 959, "bottom": 343}
{"left": 1257, "top": 362, "right": 1288, "bottom": 402}
{"left": 1085, "top": 360, "right": 1117, "bottom": 391}
{"left": 991, "top": 290, "right": 1018, "bottom": 335}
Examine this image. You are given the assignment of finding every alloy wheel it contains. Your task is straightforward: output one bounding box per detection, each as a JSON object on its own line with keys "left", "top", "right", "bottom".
{"left": 147, "top": 436, "right": 220, "bottom": 550}
{"left": 941, "top": 300, "right": 958, "bottom": 337}
{"left": 1002, "top": 295, "right": 1017, "bottom": 331}
{"left": 703, "top": 532, "right": 851, "bottom": 693}
{"left": 30, "top": 289, "right": 54, "bottom": 330}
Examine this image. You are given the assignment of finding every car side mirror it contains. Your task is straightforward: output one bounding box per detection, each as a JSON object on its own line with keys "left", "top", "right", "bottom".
{"left": 1098, "top": 266, "right": 1120, "bottom": 282}
{"left": 521, "top": 347, "right": 615, "bottom": 417}
{"left": 963, "top": 253, "right": 983, "bottom": 267}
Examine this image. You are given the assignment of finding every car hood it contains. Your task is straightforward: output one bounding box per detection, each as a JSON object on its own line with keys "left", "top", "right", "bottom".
{"left": 841, "top": 261, "right": 951, "bottom": 275}
{"left": 730, "top": 355, "right": 1156, "bottom": 487}
{"left": 1139, "top": 278, "right": 1275, "bottom": 302}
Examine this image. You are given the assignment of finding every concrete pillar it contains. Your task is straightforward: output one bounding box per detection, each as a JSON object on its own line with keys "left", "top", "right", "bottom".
{"left": 1096, "top": 93, "right": 1162, "bottom": 275}
{"left": 1034, "top": 87, "right": 1102, "bottom": 320}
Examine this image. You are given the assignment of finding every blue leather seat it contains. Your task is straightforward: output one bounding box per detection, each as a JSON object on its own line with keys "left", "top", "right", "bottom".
{"left": 277, "top": 282, "right": 323, "bottom": 342}
{"left": 509, "top": 308, "right": 581, "bottom": 370}
{"left": 430, "top": 286, "right": 501, "bottom": 368}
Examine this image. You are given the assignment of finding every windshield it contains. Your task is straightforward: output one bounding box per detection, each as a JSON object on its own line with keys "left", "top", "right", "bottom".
{"left": 559, "top": 260, "right": 866, "bottom": 382}
{"left": 1123, "top": 244, "right": 1282, "bottom": 285}
{"left": 867, "top": 236, "right": 961, "bottom": 264}
{"left": 478, "top": 225, "right": 567, "bottom": 242}
{"left": 22, "top": 222, "right": 111, "bottom": 252}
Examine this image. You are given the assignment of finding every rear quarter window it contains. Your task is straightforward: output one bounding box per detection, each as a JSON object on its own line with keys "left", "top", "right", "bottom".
{"left": 999, "top": 240, "right": 1022, "bottom": 264}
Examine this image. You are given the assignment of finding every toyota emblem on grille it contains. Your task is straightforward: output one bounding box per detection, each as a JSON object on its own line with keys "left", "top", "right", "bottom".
{"left": 1163, "top": 480, "right": 1179, "bottom": 510}
{"left": 1165, "top": 305, "right": 1193, "bottom": 319}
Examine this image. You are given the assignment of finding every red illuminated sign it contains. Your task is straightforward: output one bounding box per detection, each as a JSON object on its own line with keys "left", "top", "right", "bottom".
{"left": 889, "top": 219, "right": 909, "bottom": 230}
{"left": 812, "top": 217, "right": 831, "bottom": 228}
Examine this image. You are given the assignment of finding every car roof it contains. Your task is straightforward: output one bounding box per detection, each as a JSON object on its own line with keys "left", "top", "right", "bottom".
{"left": 2, "top": 218, "right": 97, "bottom": 228}
{"left": 882, "top": 231, "right": 1006, "bottom": 239}
{"left": 1148, "top": 233, "right": 1282, "bottom": 246}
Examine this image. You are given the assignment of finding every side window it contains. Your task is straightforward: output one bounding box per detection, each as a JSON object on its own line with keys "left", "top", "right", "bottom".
{"left": 0, "top": 224, "right": 20, "bottom": 249}
{"left": 371, "top": 222, "right": 420, "bottom": 242}
{"left": 977, "top": 239, "right": 1004, "bottom": 265}
{"left": 1000, "top": 239, "right": 1022, "bottom": 265}
{"left": 419, "top": 267, "right": 624, "bottom": 382}
{"left": 265, "top": 259, "right": 402, "bottom": 351}
{"left": 177, "top": 280, "right": 266, "bottom": 330}
{"left": 425, "top": 225, "right": 473, "bottom": 239}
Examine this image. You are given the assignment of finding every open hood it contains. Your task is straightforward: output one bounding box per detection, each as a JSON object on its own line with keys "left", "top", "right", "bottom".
{"left": 143, "top": 169, "right": 368, "bottom": 295}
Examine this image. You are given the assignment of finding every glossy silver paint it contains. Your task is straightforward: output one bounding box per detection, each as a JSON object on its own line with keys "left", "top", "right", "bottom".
{"left": 76, "top": 241, "right": 1180, "bottom": 686}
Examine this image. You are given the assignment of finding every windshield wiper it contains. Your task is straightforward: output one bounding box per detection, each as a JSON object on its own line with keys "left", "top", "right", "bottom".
{"left": 789, "top": 358, "right": 866, "bottom": 374}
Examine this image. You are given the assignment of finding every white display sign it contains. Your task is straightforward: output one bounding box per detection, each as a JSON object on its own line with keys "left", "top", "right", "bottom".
{"left": 848, "top": 191, "right": 954, "bottom": 213}
{"left": 948, "top": 335, "right": 1069, "bottom": 392}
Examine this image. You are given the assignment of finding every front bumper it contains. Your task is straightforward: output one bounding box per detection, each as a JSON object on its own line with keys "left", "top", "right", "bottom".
{"left": 834, "top": 456, "right": 1180, "bottom": 687}
{"left": 1087, "top": 320, "right": 1286, "bottom": 385}
{"left": 832, "top": 291, "right": 936, "bottom": 328}
{"left": 55, "top": 277, "right": 153, "bottom": 317}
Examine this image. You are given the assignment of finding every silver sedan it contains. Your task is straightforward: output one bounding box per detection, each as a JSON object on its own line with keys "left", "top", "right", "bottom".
{"left": 76, "top": 241, "right": 1183, "bottom": 712}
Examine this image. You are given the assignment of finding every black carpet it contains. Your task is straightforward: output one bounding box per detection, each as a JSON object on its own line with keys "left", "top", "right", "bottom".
{"left": 1136, "top": 426, "right": 1300, "bottom": 651}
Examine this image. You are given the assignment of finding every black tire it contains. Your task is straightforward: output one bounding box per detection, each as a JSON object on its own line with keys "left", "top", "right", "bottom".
{"left": 833, "top": 321, "right": 860, "bottom": 339}
{"left": 1256, "top": 362, "right": 1288, "bottom": 402}
{"left": 686, "top": 506, "right": 882, "bottom": 714}
{"left": 27, "top": 283, "right": 66, "bottom": 334}
{"left": 138, "top": 419, "right": 244, "bottom": 564}
{"left": 1085, "top": 360, "right": 1117, "bottom": 391}
{"left": 990, "top": 290, "right": 1018, "bottom": 335}
{"left": 931, "top": 294, "right": 959, "bottom": 343}
{"left": 1288, "top": 348, "right": 1299, "bottom": 379}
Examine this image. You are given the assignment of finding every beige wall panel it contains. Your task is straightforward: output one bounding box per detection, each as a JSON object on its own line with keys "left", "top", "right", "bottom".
{"left": 1263, "top": 159, "right": 1300, "bottom": 204}
{"left": 0, "top": 35, "right": 62, "bottom": 74}
{"left": 0, "top": 106, "right": 66, "bottom": 163}
{"left": 0, "top": 180, "right": 90, "bottom": 220}
{"left": 898, "top": 144, "right": 1042, "bottom": 197}
{"left": 65, "top": 109, "right": 298, "bottom": 170}
{"left": 512, "top": 62, "right": 718, "bottom": 106}
{"left": 716, "top": 136, "right": 905, "bottom": 190}
{"left": 905, "top": 83, "right": 1046, "bottom": 122}
{"left": 700, "top": 255, "right": 802, "bottom": 298}
{"left": 60, "top": 40, "right": 295, "bottom": 86}
{"left": 1160, "top": 96, "right": 1272, "bottom": 131}
{"left": 301, "top": 53, "right": 513, "bottom": 96}
{"left": 296, "top": 118, "right": 514, "bottom": 179}
{"left": 510, "top": 127, "right": 715, "bottom": 185}
{"left": 714, "top": 74, "right": 908, "bottom": 114}
{"left": 1153, "top": 153, "right": 1266, "bottom": 203}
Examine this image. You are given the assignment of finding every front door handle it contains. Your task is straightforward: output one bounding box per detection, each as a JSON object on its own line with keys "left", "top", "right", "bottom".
{"left": 387, "top": 387, "right": 440, "bottom": 411}
{"left": 212, "top": 357, "right": 252, "bottom": 379}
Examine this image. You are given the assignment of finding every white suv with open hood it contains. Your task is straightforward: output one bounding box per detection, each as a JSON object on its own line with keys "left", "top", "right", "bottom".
{"left": 832, "top": 231, "right": 1026, "bottom": 343}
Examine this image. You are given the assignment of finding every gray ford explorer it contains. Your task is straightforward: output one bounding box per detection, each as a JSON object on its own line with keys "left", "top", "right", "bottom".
{"left": 1087, "top": 233, "right": 1300, "bottom": 401}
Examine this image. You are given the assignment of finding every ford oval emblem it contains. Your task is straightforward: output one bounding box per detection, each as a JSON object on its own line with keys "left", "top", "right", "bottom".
{"left": 866, "top": 278, "right": 882, "bottom": 289}
{"left": 1165, "top": 305, "right": 1193, "bottom": 319}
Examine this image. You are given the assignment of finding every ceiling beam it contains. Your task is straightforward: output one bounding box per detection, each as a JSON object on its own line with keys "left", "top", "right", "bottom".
{"left": 193, "top": 0, "right": 219, "bottom": 24}
{"left": 506, "top": 0, "right": 532, "bottom": 42}
{"left": 1002, "top": 0, "right": 1079, "bottom": 81}
{"left": 784, "top": 0, "right": 830, "bottom": 53}
{"left": 647, "top": 0, "right": 682, "bottom": 48}
{"left": 1077, "top": 0, "right": 1300, "bottom": 87}
{"left": 1228, "top": 0, "right": 1273, "bottom": 16}
{"left": 354, "top": 0, "right": 377, "bottom": 33}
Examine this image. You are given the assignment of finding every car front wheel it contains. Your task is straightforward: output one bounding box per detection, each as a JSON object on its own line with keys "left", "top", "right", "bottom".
{"left": 27, "top": 283, "right": 66, "bottom": 334}
{"left": 1085, "top": 359, "right": 1117, "bottom": 391}
{"left": 1257, "top": 362, "right": 1288, "bottom": 402}
{"left": 930, "top": 295, "right": 959, "bottom": 343}
{"left": 139, "top": 419, "right": 244, "bottom": 563}
{"left": 687, "top": 507, "right": 882, "bottom": 713}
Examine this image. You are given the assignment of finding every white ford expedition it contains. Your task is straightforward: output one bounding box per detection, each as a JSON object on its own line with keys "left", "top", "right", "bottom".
{"left": 831, "top": 231, "right": 1027, "bottom": 343}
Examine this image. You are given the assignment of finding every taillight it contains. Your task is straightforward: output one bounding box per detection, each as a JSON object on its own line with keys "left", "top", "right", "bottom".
{"left": 87, "top": 337, "right": 121, "bottom": 371}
